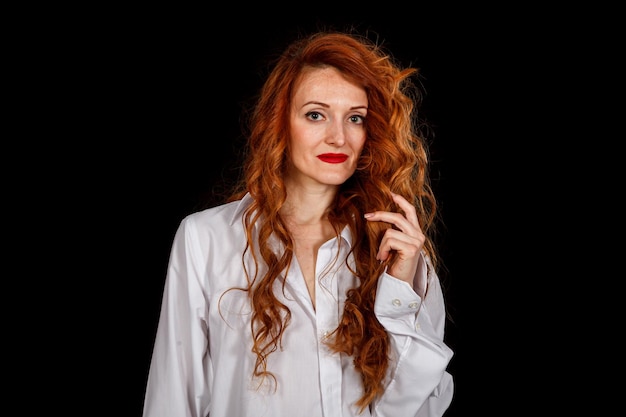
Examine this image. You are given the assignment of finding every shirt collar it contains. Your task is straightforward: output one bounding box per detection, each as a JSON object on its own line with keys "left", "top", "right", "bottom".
{"left": 339, "top": 222, "right": 353, "bottom": 247}
{"left": 229, "top": 192, "right": 254, "bottom": 226}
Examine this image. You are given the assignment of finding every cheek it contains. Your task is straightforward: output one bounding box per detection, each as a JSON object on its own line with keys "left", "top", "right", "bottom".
{"left": 353, "top": 134, "right": 367, "bottom": 154}
{"left": 289, "top": 120, "right": 315, "bottom": 151}
{"left": 288, "top": 138, "right": 305, "bottom": 160}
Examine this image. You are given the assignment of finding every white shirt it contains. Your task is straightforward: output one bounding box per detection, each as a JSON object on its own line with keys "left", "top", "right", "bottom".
{"left": 143, "top": 194, "right": 454, "bottom": 417}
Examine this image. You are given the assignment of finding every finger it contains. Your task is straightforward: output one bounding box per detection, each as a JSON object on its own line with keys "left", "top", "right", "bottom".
{"left": 364, "top": 210, "right": 412, "bottom": 231}
{"left": 390, "top": 192, "right": 419, "bottom": 228}
{"left": 364, "top": 193, "right": 422, "bottom": 234}
{"left": 364, "top": 210, "right": 422, "bottom": 237}
{"left": 376, "top": 228, "right": 424, "bottom": 261}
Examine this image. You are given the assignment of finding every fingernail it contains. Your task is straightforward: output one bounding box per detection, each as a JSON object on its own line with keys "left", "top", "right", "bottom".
{"left": 364, "top": 213, "right": 373, "bottom": 218}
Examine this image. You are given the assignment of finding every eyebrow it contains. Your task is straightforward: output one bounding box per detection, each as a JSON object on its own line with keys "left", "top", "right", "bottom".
{"left": 302, "top": 101, "right": 368, "bottom": 110}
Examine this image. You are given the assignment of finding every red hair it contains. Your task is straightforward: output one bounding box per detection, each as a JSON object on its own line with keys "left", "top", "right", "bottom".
{"left": 226, "top": 30, "right": 440, "bottom": 412}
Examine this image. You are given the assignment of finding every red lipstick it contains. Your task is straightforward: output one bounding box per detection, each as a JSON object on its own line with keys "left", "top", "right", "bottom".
{"left": 317, "top": 153, "right": 348, "bottom": 163}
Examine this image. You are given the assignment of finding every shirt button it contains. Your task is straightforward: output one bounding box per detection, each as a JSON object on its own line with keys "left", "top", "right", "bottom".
{"left": 392, "top": 299, "right": 402, "bottom": 307}
{"left": 409, "top": 301, "right": 419, "bottom": 309}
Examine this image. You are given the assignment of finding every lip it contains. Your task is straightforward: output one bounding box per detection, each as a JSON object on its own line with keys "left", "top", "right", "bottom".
{"left": 317, "top": 153, "right": 349, "bottom": 163}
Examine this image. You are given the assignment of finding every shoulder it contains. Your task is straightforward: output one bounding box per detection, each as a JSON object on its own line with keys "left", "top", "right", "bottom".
{"left": 176, "top": 195, "right": 251, "bottom": 239}
{"left": 187, "top": 199, "right": 242, "bottom": 222}
{"left": 180, "top": 198, "right": 244, "bottom": 232}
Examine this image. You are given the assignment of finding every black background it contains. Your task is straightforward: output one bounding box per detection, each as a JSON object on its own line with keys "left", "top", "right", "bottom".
{"left": 120, "top": 12, "right": 487, "bottom": 417}
{"left": 67, "top": 6, "right": 553, "bottom": 416}
{"left": 12, "top": 1, "right": 617, "bottom": 414}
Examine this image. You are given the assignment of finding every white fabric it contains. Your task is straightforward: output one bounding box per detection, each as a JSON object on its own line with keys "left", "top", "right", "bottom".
{"left": 143, "top": 193, "right": 454, "bottom": 417}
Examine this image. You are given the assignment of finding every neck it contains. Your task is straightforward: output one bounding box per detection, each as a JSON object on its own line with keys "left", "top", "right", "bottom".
{"left": 281, "top": 183, "right": 338, "bottom": 225}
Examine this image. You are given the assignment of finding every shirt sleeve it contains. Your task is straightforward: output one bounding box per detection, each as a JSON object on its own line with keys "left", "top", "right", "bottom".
{"left": 142, "top": 216, "right": 212, "bottom": 417}
{"left": 372, "top": 253, "right": 454, "bottom": 417}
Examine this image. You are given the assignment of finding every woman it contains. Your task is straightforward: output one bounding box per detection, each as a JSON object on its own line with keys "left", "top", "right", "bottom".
{"left": 143, "top": 30, "right": 454, "bottom": 417}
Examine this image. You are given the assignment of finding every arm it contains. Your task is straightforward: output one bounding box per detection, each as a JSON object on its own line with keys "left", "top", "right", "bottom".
{"left": 142, "top": 216, "right": 212, "bottom": 417}
{"left": 372, "top": 255, "right": 454, "bottom": 417}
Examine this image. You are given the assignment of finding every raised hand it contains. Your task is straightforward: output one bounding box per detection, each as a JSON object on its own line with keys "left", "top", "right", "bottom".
{"left": 364, "top": 192, "right": 425, "bottom": 285}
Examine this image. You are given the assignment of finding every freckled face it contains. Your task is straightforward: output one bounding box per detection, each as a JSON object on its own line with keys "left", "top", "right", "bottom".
{"left": 287, "top": 66, "right": 368, "bottom": 188}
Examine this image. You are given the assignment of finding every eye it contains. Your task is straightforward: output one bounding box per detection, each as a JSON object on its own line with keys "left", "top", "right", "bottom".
{"left": 349, "top": 115, "right": 365, "bottom": 124}
{"left": 305, "top": 111, "right": 323, "bottom": 121}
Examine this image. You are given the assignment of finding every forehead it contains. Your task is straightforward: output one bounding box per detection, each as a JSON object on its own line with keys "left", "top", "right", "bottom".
{"left": 292, "top": 66, "right": 366, "bottom": 100}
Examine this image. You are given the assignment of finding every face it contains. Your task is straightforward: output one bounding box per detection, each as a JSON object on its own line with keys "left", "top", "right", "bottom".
{"left": 287, "top": 66, "right": 367, "bottom": 188}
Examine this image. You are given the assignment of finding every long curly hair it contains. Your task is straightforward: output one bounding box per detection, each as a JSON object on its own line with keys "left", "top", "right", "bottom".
{"left": 226, "top": 30, "right": 440, "bottom": 412}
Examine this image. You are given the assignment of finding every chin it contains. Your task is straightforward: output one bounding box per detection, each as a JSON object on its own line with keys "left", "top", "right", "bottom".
{"left": 316, "top": 175, "right": 352, "bottom": 186}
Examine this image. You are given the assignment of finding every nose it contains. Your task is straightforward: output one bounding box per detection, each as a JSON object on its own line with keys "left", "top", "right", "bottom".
{"left": 326, "top": 120, "right": 346, "bottom": 146}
